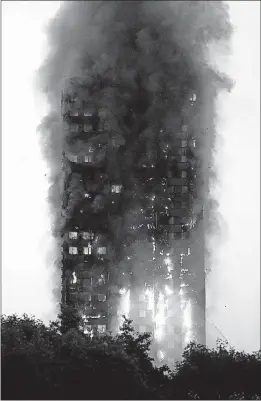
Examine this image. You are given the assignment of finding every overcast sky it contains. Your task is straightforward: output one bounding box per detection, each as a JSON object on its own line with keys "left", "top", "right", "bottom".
{"left": 2, "top": 1, "right": 260, "bottom": 352}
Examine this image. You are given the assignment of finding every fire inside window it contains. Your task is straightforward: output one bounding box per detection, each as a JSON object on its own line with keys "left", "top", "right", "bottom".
{"left": 83, "top": 245, "right": 92, "bottom": 255}
{"left": 69, "top": 246, "right": 78, "bottom": 255}
{"left": 85, "top": 155, "right": 93, "bottom": 163}
{"left": 97, "top": 247, "right": 106, "bottom": 255}
{"left": 70, "top": 155, "right": 78, "bottom": 163}
{"left": 190, "top": 93, "right": 197, "bottom": 102}
{"left": 181, "top": 171, "right": 187, "bottom": 178}
{"left": 97, "top": 324, "right": 106, "bottom": 333}
{"left": 111, "top": 184, "right": 122, "bottom": 193}
{"left": 69, "top": 232, "right": 78, "bottom": 240}
{"left": 98, "top": 294, "right": 106, "bottom": 302}
{"left": 84, "top": 325, "right": 93, "bottom": 335}
{"left": 82, "top": 231, "right": 94, "bottom": 240}
{"left": 98, "top": 274, "right": 106, "bottom": 285}
{"left": 139, "top": 310, "right": 146, "bottom": 318}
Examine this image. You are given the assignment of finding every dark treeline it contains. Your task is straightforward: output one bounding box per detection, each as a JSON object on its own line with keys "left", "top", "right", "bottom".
{"left": 1, "top": 306, "right": 261, "bottom": 400}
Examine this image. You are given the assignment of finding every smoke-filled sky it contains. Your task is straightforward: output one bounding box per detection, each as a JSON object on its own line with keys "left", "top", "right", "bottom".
{"left": 2, "top": 1, "right": 260, "bottom": 352}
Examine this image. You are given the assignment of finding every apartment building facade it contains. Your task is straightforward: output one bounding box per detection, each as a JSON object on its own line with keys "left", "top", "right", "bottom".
{"left": 61, "top": 76, "right": 206, "bottom": 364}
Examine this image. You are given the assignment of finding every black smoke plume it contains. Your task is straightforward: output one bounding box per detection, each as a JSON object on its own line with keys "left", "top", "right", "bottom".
{"left": 37, "top": 1, "right": 232, "bottom": 343}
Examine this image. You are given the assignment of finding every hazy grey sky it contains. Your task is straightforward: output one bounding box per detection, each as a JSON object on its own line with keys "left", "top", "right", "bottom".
{"left": 2, "top": 1, "right": 260, "bottom": 352}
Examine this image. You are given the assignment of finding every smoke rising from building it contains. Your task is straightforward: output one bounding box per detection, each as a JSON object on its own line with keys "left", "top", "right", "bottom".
{"left": 37, "top": 1, "right": 232, "bottom": 360}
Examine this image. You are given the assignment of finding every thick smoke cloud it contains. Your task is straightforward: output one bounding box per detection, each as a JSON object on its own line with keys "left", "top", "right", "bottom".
{"left": 37, "top": 0, "right": 232, "bottom": 343}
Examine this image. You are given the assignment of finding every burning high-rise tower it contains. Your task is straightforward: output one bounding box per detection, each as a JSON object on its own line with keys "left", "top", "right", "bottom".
{"left": 39, "top": 1, "right": 232, "bottom": 366}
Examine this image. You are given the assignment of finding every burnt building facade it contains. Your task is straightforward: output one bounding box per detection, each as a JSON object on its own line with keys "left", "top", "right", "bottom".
{"left": 60, "top": 75, "right": 206, "bottom": 365}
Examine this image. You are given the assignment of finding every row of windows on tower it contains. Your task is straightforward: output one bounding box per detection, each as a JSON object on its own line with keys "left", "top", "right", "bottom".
{"left": 170, "top": 201, "right": 189, "bottom": 209}
{"left": 68, "top": 246, "right": 106, "bottom": 255}
{"left": 84, "top": 324, "right": 106, "bottom": 334}
{"left": 168, "top": 185, "right": 188, "bottom": 194}
{"left": 69, "top": 231, "right": 94, "bottom": 240}
{"left": 69, "top": 121, "right": 109, "bottom": 132}
{"left": 169, "top": 155, "right": 188, "bottom": 163}
{"left": 179, "top": 139, "right": 196, "bottom": 148}
{"left": 77, "top": 293, "right": 107, "bottom": 302}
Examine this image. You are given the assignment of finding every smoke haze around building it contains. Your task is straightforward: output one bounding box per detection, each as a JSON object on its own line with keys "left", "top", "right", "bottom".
{"left": 37, "top": 0, "right": 232, "bottom": 314}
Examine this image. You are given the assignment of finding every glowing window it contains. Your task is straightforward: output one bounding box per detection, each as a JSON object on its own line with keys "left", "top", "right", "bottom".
{"left": 83, "top": 245, "right": 92, "bottom": 255}
{"left": 70, "top": 272, "right": 77, "bottom": 285}
{"left": 85, "top": 155, "right": 93, "bottom": 163}
{"left": 98, "top": 274, "right": 106, "bottom": 285}
{"left": 84, "top": 123, "right": 92, "bottom": 132}
{"left": 70, "top": 155, "right": 78, "bottom": 163}
{"left": 111, "top": 185, "right": 122, "bottom": 193}
{"left": 69, "top": 232, "right": 78, "bottom": 240}
{"left": 139, "top": 325, "right": 146, "bottom": 333}
{"left": 97, "top": 247, "right": 106, "bottom": 255}
{"left": 98, "top": 324, "right": 106, "bottom": 333}
{"left": 84, "top": 325, "right": 93, "bottom": 334}
{"left": 98, "top": 294, "right": 106, "bottom": 302}
{"left": 139, "top": 310, "right": 146, "bottom": 318}
{"left": 69, "top": 247, "right": 78, "bottom": 255}
{"left": 84, "top": 110, "right": 93, "bottom": 117}
{"left": 139, "top": 294, "right": 146, "bottom": 302}
{"left": 190, "top": 93, "right": 197, "bottom": 102}
{"left": 181, "top": 171, "right": 187, "bottom": 178}
{"left": 82, "top": 232, "right": 94, "bottom": 240}
{"left": 181, "top": 140, "right": 187, "bottom": 148}
{"left": 191, "top": 139, "right": 196, "bottom": 148}
{"left": 181, "top": 156, "right": 187, "bottom": 163}
{"left": 182, "top": 186, "right": 188, "bottom": 194}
